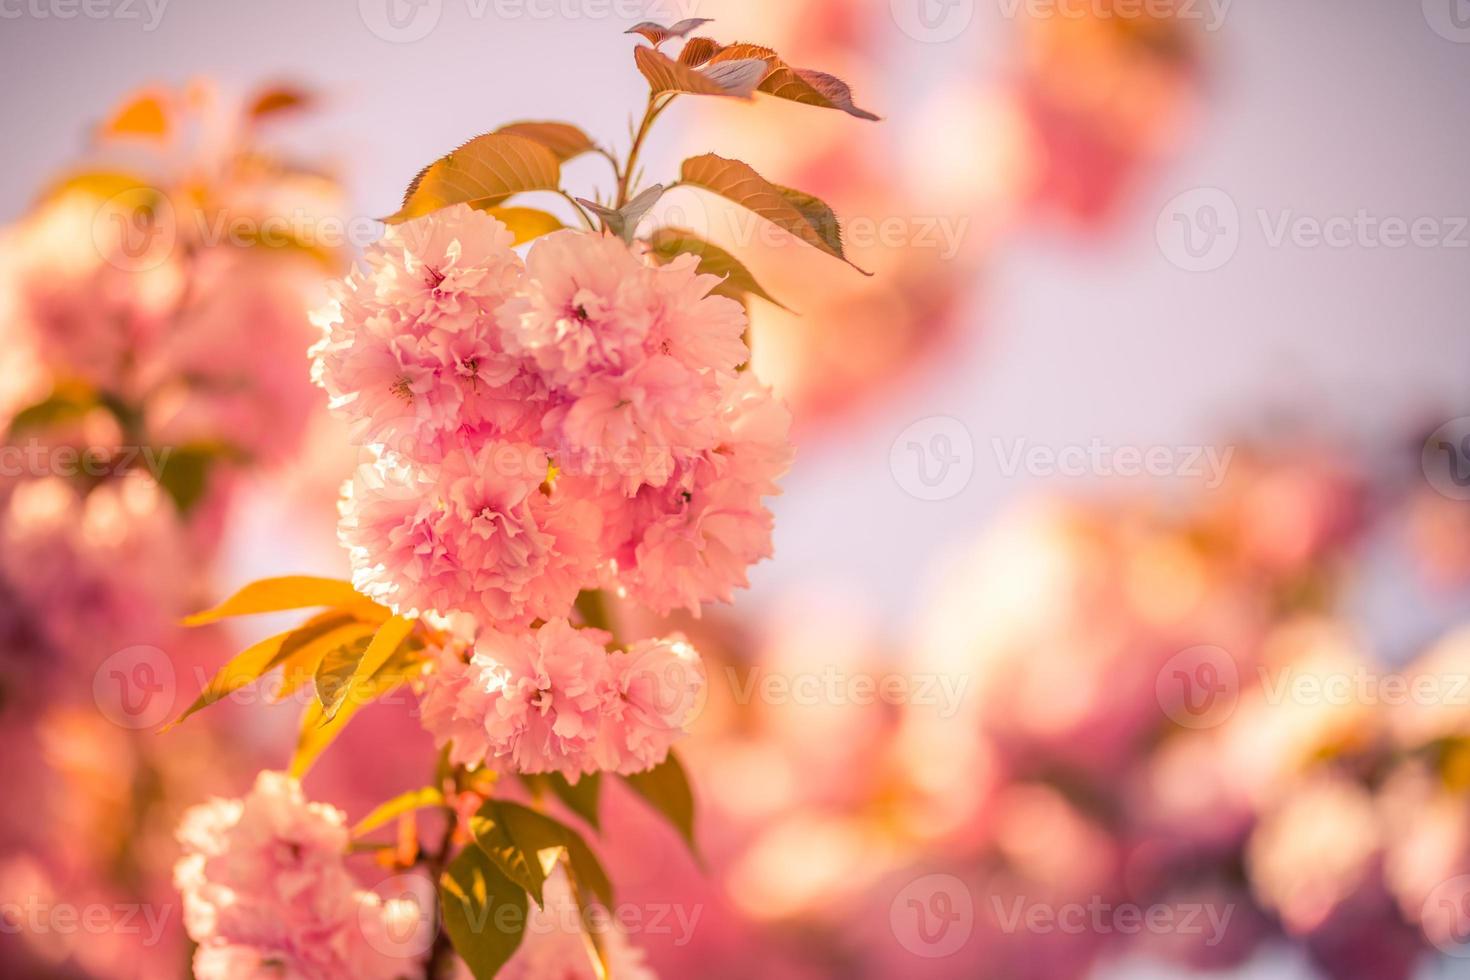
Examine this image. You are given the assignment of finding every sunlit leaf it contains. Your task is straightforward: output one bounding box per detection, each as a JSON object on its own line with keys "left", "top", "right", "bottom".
{"left": 625, "top": 17, "right": 712, "bottom": 47}
{"left": 623, "top": 752, "right": 698, "bottom": 856}
{"left": 633, "top": 46, "right": 765, "bottom": 99}
{"left": 290, "top": 653, "right": 418, "bottom": 777}
{"left": 97, "top": 89, "right": 171, "bottom": 141}
{"left": 493, "top": 121, "right": 597, "bottom": 162}
{"left": 468, "top": 801, "right": 551, "bottom": 905}
{"left": 185, "top": 577, "right": 376, "bottom": 626}
{"left": 163, "top": 633, "right": 291, "bottom": 731}
{"left": 314, "top": 633, "right": 372, "bottom": 718}
{"left": 520, "top": 772, "right": 602, "bottom": 831}
{"left": 472, "top": 801, "right": 613, "bottom": 909}
{"left": 483, "top": 206, "right": 564, "bottom": 245}
{"left": 324, "top": 615, "right": 417, "bottom": 721}
{"left": 647, "top": 227, "right": 790, "bottom": 311}
{"left": 386, "top": 133, "right": 561, "bottom": 224}
{"left": 440, "top": 845, "right": 527, "bottom": 980}
{"left": 679, "top": 154, "right": 870, "bottom": 273}
{"left": 33, "top": 171, "right": 152, "bottom": 209}
{"left": 273, "top": 615, "right": 378, "bottom": 700}
{"left": 351, "top": 787, "right": 446, "bottom": 838}
{"left": 679, "top": 37, "right": 722, "bottom": 67}
{"left": 709, "top": 44, "right": 881, "bottom": 121}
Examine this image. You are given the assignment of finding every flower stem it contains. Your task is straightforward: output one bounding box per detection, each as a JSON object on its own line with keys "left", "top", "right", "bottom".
{"left": 617, "top": 94, "right": 674, "bottom": 208}
{"left": 422, "top": 811, "right": 458, "bottom": 979}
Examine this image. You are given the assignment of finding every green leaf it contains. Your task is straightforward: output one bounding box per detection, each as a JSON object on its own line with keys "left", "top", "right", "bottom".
{"left": 521, "top": 772, "right": 602, "bottom": 831}
{"left": 646, "top": 227, "right": 790, "bottom": 311}
{"left": 351, "top": 786, "right": 446, "bottom": 838}
{"left": 470, "top": 801, "right": 613, "bottom": 909}
{"left": 468, "top": 801, "right": 551, "bottom": 905}
{"left": 184, "top": 577, "right": 374, "bottom": 627}
{"left": 679, "top": 154, "right": 870, "bottom": 274}
{"left": 154, "top": 443, "right": 228, "bottom": 515}
{"left": 386, "top": 133, "right": 561, "bottom": 223}
{"left": 5, "top": 381, "right": 98, "bottom": 437}
{"left": 493, "top": 121, "right": 597, "bottom": 162}
{"left": 623, "top": 753, "right": 698, "bottom": 857}
{"left": 440, "top": 845, "right": 528, "bottom": 980}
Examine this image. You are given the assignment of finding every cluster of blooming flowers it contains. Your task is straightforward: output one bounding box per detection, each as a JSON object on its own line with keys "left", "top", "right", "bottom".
{"left": 174, "top": 771, "right": 424, "bottom": 980}
{"left": 421, "top": 619, "right": 705, "bottom": 781}
{"left": 312, "top": 203, "right": 792, "bottom": 626}
{"left": 312, "top": 203, "right": 790, "bottom": 780}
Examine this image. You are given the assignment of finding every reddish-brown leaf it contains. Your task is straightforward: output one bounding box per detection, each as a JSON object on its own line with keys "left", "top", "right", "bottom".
{"left": 709, "top": 43, "right": 881, "bottom": 121}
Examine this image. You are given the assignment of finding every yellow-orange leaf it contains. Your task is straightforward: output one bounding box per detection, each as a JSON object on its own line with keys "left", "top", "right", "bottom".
{"left": 98, "top": 89, "right": 172, "bottom": 141}
{"left": 493, "top": 121, "right": 597, "bottom": 162}
{"left": 184, "top": 577, "right": 376, "bottom": 626}
{"left": 386, "top": 133, "right": 561, "bottom": 224}
{"left": 678, "top": 154, "right": 870, "bottom": 274}
{"left": 484, "top": 206, "right": 565, "bottom": 245}
{"left": 324, "top": 615, "right": 416, "bottom": 721}
{"left": 275, "top": 619, "right": 378, "bottom": 700}
{"left": 291, "top": 658, "right": 418, "bottom": 777}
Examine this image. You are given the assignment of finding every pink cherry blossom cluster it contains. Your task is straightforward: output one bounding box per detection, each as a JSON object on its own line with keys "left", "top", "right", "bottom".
{"left": 420, "top": 619, "right": 705, "bottom": 782}
{"left": 174, "top": 771, "right": 424, "bottom": 980}
{"left": 311, "top": 204, "right": 793, "bottom": 626}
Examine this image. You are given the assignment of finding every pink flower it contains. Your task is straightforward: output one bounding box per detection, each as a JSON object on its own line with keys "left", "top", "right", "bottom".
{"left": 621, "top": 374, "right": 794, "bottom": 615}
{"left": 608, "top": 634, "right": 706, "bottom": 771}
{"left": 497, "top": 231, "right": 652, "bottom": 389}
{"left": 174, "top": 771, "right": 422, "bottom": 980}
{"left": 338, "top": 442, "right": 602, "bottom": 625}
{"left": 419, "top": 621, "right": 704, "bottom": 780}
{"left": 311, "top": 204, "right": 529, "bottom": 458}
{"left": 473, "top": 619, "right": 615, "bottom": 779}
